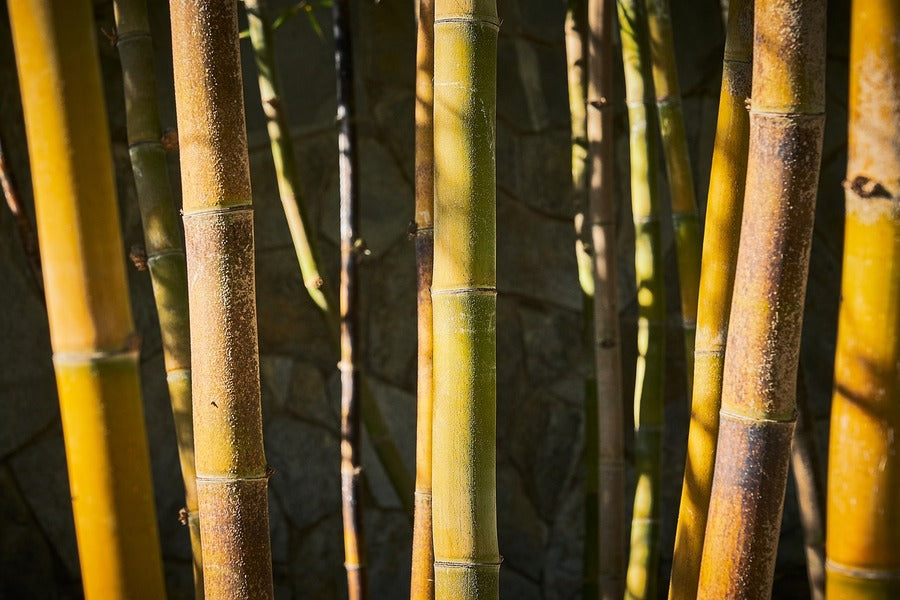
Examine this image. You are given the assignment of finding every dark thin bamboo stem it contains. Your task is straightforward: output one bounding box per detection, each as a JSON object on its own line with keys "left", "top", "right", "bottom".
{"left": 0, "top": 131, "right": 42, "bottom": 295}
{"left": 697, "top": 0, "right": 826, "bottom": 596}
{"left": 587, "top": 0, "right": 624, "bottom": 596}
{"left": 241, "top": 0, "right": 414, "bottom": 520}
{"left": 112, "top": 0, "right": 202, "bottom": 595}
{"left": 333, "top": 1, "right": 367, "bottom": 597}
{"left": 410, "top": 0, "right": 435, "bottom": 596}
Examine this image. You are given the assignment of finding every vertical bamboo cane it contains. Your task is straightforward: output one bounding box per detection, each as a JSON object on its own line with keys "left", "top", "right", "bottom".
{"left": 696, "top": 0, "right": 826, "bottom": 596}
{"left": 826, "top": 1, "right": 900, "bottom": 596}
{"left": 588, "top": 0, "right": 625, "bottom": 597}
{"left": 332, "top": 0, "right": 368, "bottom": 597}
{"left": 170, "top": 1, "right": 274, "bottom": 597}
{"left": 564, "top": 2, "right": 600, "bottom": 597}
{"left": 113, "top": 1, "right": 203, "bottom": 595}
{"left": 432, "top": 0, "right": 500, "bottom": 597}
{"left": 241, "top": 0, "right": 415, "bottom": 519}
{"left": 410, "top": 0, "right": 435, "bottom": 596}
{"left": 644, "top": 0, "right": 699, "bottom": 397}
{"left": 7, "top": 0, "right": 166, "bottom": 597}
{"left": 666, "top": 1, "right": 751, "bottom": 598}
{"left": 617, "top": 1, "right": 666, "bottom": 598}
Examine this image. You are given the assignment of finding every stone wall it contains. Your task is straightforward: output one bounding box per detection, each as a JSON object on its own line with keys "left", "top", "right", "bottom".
{"left": 0, "top": 0, "right": 849, "bottom": 598}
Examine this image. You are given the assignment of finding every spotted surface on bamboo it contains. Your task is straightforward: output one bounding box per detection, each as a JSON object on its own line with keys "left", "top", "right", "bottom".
{"left": 410, "top": 0, "right": 435, "bottom": 596}
{"left": 696, "top": 0, "right": 826, "bottom": 597}
{"left": 112, "top": 0, "right": 203, "bottom": 595}
{"left": 826, "top": 1, "right": 900, "bottom": 597}
{"left": 617, "top": 1, "right": 666, "bottom": 598}
{"left": 7, "top": 0, "right": 166, "bottom": 596}
{"left": 432, "top": 0, "right": 501, "bottom": 597}
{"left": 667, "top": 1, "right": 751, "bottom": 598}
{"left": 170, "top": 1, "right": 274, "bottom": 597}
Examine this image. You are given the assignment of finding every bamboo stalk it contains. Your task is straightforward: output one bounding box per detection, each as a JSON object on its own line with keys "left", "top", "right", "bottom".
{"left": 791, "top": 372, "right": 825, "bottom": 600}
{"left": 241, "top": 0, "right": 415, "bottom": 520}
{"left": 410, "top": 0, "right": 435, "bottom": 596}
{"left": 666, "top": 1, "right": 751, "bottom": 598}
{"left": 644, "top": 0, "right": 699, "bottom": 397}
{"left": 6, "top": 0, "right": 166, "bottom": 596}
{"left": 0, "top": 131, "right": 42, "bottom": 295}
{"left": 617, "top": 1, "right": 666, "bottom": 598}
{"left": 170, "top": 1, "right": 274, "bottom": 597}
{"left": 826, "top": 1, "right": 900, "bottom": 596}
{"left": 587, "top": 0, "right": 624, "bottom": 596}
{"left": 432, "top": 0, "right": 500, "bottom": 597}
{"left": 564, "top": 2, "right": 599, "bottom": 597}
{"left": 696, "top": 0, "right": 826, "bottom": 596}
{"left": 332, "top": 0, "right": 368, "bottom": 596}
{"left": 112, "top": 1, "right": 203, "bottom": 595}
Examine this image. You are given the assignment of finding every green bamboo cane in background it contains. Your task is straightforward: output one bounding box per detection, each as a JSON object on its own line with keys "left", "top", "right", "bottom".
{"left": 617, "top": 0, "right": 666, "bottom": 598}
{"left": 112, "top": 1, "right": 203, "bottom": 595}
{"left": 645, "top": 0, "right": 699, "bottom": 397}
{"left": 587, "top": 0, "right": 625, "bottom": 596}
{"left": 667, "top": 1, "right": 751, "bottom": 597}
{"left": 242, "top": 0, "right": 414, "bottom": 519}
{"left": 432, "top": 0, "right": 501, "bottom": 597}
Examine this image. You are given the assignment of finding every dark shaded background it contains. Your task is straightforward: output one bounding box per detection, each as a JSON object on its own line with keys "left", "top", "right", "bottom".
{"left": 0, "top": 0, "right": 848, "bottom": 597}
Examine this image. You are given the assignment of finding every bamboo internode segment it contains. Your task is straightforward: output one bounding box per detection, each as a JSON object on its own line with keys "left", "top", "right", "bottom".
{"left": 113, "top": 0, "right": 203, "bottom": 593}
{"left": 432, "top": 0, "right": 500, "bottom": 597}
{"left": 697, "top": 0, "right": 826, "bottom": 597}
{"left": 667, "top": 1, "right": 751, "bottom": 598}
{"left": 7, "top": 0, "right": 166, "bottom": 596}
{"left": 411, "top": 0, "right": 435, "bottom": 597}
{"left": 170, "top": 1, "right": 274, "bottom": 597}
{"left": 645, "top": 0, "right": 700, "bottom": 398}
{"left": 587, "top": 1, "right": 624, "bottom": 596}
{"left": 827, "top": 1, "right": 900, "bottom": 597}
{"left": 617, "top": 1, "right": 666, "bottom": 598}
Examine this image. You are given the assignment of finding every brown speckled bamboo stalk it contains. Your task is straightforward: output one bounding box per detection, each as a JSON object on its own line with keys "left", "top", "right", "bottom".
{"left": 826, "top": 1, "right": 900, "bottom": 596}
{"left": 410, "top": 0, "right": 435, "bottom": 596}
{"left": 697, "top": 0, "right": 826, "bottom": 597}
{"left": 170, "top": 1, "right": 274, "bottom": 597}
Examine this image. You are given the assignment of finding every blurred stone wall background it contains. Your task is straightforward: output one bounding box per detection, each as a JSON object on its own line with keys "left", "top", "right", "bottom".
{"left": 0, "top": 0, "right": 849, "bottom": 598}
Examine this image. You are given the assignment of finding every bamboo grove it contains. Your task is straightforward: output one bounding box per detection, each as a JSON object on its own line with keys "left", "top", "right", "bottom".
{"left": 0, "top": 0, "right": 897, "bottom": 599}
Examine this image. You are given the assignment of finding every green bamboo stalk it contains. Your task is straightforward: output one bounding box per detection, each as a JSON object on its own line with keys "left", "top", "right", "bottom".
{"left": 617, "top": 1, "right": 666, "bottom": 598}
{"left": 826, "top": 1, "right": 900, "bottom": 596}
{"left": 587, "top": 0, "right": 625, "bottom": 596}
{"left": 170, "top": 1, "right": 275, "bottom": 597}
{"left": 410, "top": 0, "right": 435, "bottom": 596}
{"left": 696, "top": 0, "right": 826, "bottom": 596}
{"left": 432, "top": 0, "right": 500, "bottom": 597}
{"left": 112, "top": 1, "right": 202, "bottom": 595}
{"left": 7, "top": 0, "right": 166, "bottom": 596}
{"left": 241, "top": 0, "right": 415, "bottom": 520}
{"left": 666, "top": 1, "right": 751, "bottom": 598}
{"left": 645, "top": 0, "right": 699, "bottom": 397}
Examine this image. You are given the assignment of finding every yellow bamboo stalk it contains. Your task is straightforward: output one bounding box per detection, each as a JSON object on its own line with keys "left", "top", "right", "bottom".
{"left": 587, "top": 1, "right": 624, "bottom": 596}
{"left": 7, "top": 0, "right": 166, "bottom": 597}
{"left": 697, "top": 0, "right": 826, "bottom": 596}
{"left": 410, "top": 0, "right": 435, "bottom": 596}
{"left": 645, "top": 0, "right": 700, "bottom": 397}
{"left": 432, "top": 0, "right": 500, "bottom": 597}
{"left": 826, "top": 1, "right": 900, "bottom": 597}
{"left": 666, "top": 1, "right": 751, "bottom": 598}
{"left": 112, "top": 0, "right": 203, "bottom": 595}
{"left": 170, "top": 1, "right": 274, "bottom": 597}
